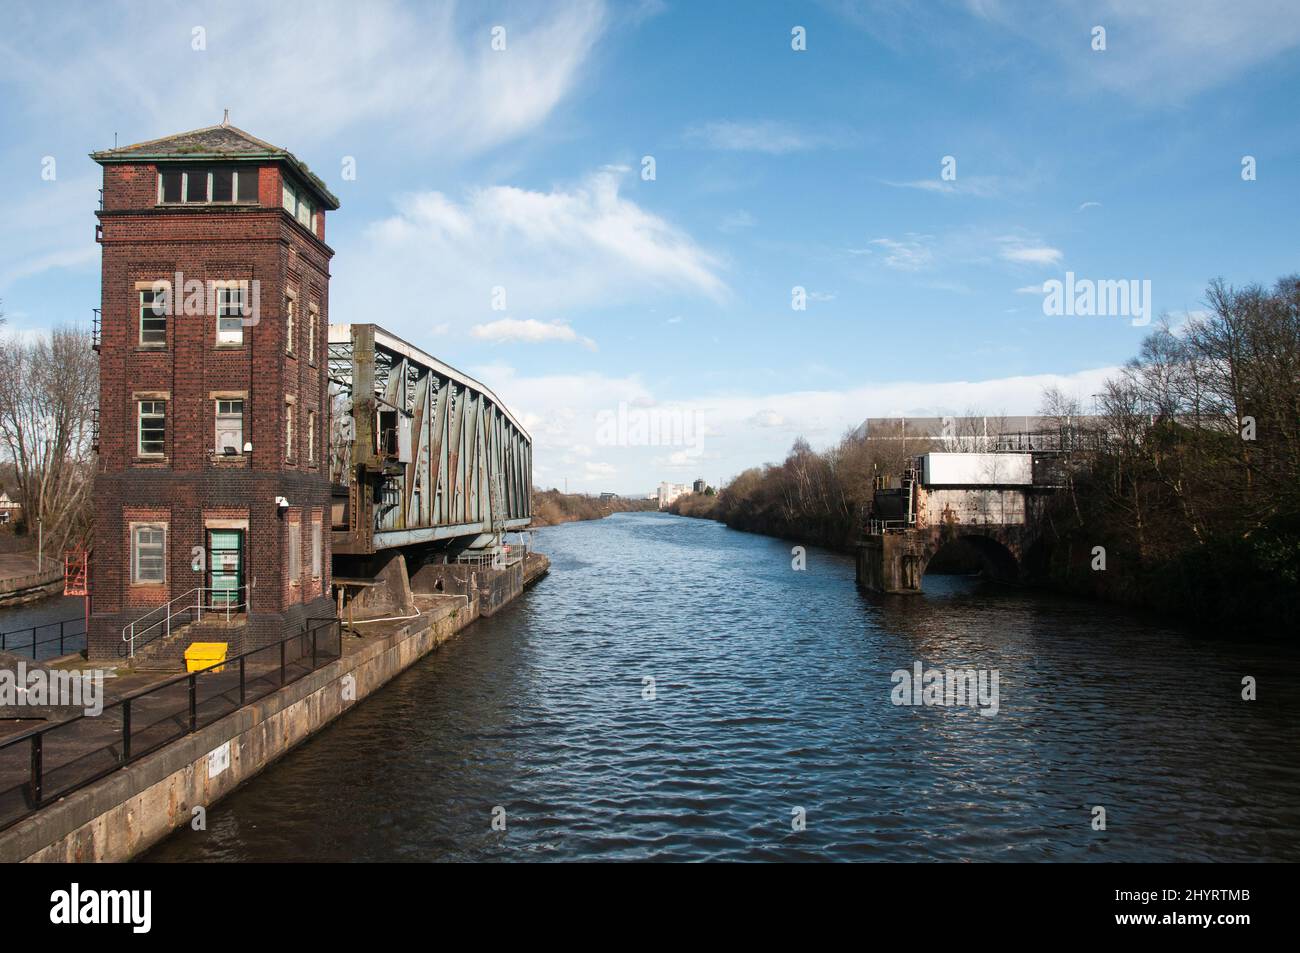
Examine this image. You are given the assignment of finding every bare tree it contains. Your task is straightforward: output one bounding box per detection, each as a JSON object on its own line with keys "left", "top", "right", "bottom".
{"left": 0, "top": 327, "right": 98, "bottom": 556}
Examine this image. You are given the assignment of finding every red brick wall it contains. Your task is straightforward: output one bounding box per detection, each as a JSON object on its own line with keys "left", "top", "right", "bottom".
{"left": 89, "top": 157, "right": 336, "bottom": 659}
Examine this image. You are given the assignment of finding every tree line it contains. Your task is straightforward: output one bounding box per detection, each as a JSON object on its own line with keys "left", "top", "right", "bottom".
{"left": 671, "top": 275, "right": 1300, "bottom": 634}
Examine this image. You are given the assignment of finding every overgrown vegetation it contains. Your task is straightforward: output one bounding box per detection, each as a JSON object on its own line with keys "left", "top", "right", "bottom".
{"left": 532, "top": 489, "right": 656, "bottom": 527}
{"left": 669, "top": 427, "right": 932, "bottom": 550}
{"left": 1038, "top": 275, "right": 1300, "bottom": 633}
{"left": 673, "top": 275, "right": 1300, "bottom": 635}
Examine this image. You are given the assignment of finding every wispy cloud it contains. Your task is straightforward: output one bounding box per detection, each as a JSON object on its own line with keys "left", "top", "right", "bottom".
{"left": 865, "top": 235, "right": 935, "bottom": 271}
{"left": 881, "top": 176, "right": 1006, "bottom": 198}
{"left": 472, "top": 317, "right": 596, "bottom": 350}
{"left": 685, "top": 120, "right": 829, "bottom": 154}
{"left": 0, "top": 0, "right": 608, "bottom": 157}
{"left": 998, "top": 240, "right": 1063, "bottom": 266}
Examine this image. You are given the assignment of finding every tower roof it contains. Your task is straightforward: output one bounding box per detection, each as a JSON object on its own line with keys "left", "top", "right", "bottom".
{"left": 91, "top": 118, "right": 339, "bottom": 209}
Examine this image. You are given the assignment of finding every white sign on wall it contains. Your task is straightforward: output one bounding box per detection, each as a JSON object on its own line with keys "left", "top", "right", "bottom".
{"left": 207, "top": 740, "right": 231, "bottom": 779}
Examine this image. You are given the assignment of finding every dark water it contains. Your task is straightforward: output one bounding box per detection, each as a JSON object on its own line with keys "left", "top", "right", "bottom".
{"left": 0, "top": 596, "right": 87, "bottom": 660}
{"left": 145, "top": 512, "right": 1300, "bottom": 862}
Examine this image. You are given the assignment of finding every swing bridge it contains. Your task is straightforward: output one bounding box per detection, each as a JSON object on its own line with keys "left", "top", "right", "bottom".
{"left": 326, "top": 324, "right": 533, "bottom": 558}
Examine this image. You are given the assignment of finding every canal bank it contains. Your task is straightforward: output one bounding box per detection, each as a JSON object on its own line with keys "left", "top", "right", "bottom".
{"left": 0, "top": 553, "right": 547, "bottom": 862}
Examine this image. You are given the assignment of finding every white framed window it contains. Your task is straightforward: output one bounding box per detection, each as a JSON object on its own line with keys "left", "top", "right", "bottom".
{"left": 307, "top": 410, "right": 316, "bottom": 464}
{"left": 288, "top": 521, "right": 302, "bottom": 583}
{"left": 285, "top": 400, "right": 295, "bottom": 461}
{"left": 281, "top": 178, "right": 316, "bottom": 233}
{"left": 139, "top": 288, "right": 167, "bottom": 346}
{"left": 216, "top": 285, "right": 246, "bottom": 344}
{"left": 131, "top": 523, "right": 167, "bottom": 584}
{"left": 311, "top": 520, "right": 322, "bottom": 579}
{"left": 285, "top": 294, "right": 295, "bottom": 354}
{"left": 307, "top": 304, "right": 318, "bottom": 363}
{"left": 159, "top": 168, "right": 256, "bottom": 205}
{"left": 216, "top": 399, "right": 244, "bottom": 454}
{"left": 138, "top": 400, "right": 165, "bottom": 455}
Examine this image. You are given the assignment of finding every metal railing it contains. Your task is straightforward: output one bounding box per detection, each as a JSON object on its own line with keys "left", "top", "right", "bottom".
{"left": 121, "top": 585, "right": 250, "bottom": 658}
{"left": 867, "top": 518, "right": 913, "bottom": 536}
{"left": 91, "top": 308, "right": 101, "bottom": 351}
{"left": 0, "top": 617, "right": 87, "bottom": 659}
{"left": 0, "top": 617, "right": 342, "bottom": 833}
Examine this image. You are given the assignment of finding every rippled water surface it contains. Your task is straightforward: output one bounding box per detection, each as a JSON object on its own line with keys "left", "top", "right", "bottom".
{"left": 146, "top": 512, "right": 1300, "bottom": 862}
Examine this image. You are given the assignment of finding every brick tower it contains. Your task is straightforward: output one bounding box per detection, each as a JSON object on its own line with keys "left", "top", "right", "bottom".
{"left": 87, "top": 117, "right": 339, "bottom": 662}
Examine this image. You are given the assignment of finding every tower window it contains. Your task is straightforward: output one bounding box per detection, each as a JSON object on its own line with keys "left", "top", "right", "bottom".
{"left": 139, "top": 289, "right": 167, "bottom": 346}
{"left": 216, "top": 399, "right": 244, "bottom": 454}
{"left": 216, "top": 286, "right": 245, "bottom": 344}
{"left": 287, "top": 520, "right": 302, "bottom": 583}
{"left": 138, "top": 400, "right": 166, "bottom": 456}
{"left": 131, "top": 524, "right": 167, "bottom": 584}
{"left": 285, "top": 400, "right": 295, "bottom": 461}
{"left": 285, "top": 294, "right": 295, "bottom": 354}
{"left": 158, "top": 168, "right": 258, "bottom": 205}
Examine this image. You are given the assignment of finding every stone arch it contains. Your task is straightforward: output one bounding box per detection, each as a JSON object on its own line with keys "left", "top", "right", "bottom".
{"left": 921, "top": 531, "right": 1020, "bottom": 585}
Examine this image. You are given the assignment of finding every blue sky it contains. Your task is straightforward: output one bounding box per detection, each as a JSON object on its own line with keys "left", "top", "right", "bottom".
{"left": 2, "top": 0, "right": 1299, "bottom": 493}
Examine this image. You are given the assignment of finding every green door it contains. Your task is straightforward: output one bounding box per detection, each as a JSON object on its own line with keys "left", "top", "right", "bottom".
{"left": 208, "top": 529, "right": 244, "bottom": 609}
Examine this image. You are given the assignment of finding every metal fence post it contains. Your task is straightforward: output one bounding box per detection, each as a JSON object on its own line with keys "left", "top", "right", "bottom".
{"left": 280, "top": 639, "right": 286, "bottom": 686}
{"left": 30, "top": 734, "right": 43, "bottom": 807}
{"left": 59, "top": 621, "right": 65, "bottom": 656}
{"left": 239, "top": 654, "right": 246, "bottom": 705}
{"left": 311, "top": 625, "right": 318, "bottom": 670}
{"left": 122, "top": 700, "right": 132, "bottom": 761}
{"left": 188, "top": 675, "right": 197, "bottom": 732}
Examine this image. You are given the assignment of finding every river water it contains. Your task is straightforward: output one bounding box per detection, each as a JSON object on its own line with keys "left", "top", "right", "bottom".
{"left": 145, "top": 512, "right": 1300, "bottom": 862}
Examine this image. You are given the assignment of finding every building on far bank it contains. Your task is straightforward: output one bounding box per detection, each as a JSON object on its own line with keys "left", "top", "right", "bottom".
{"left": 0, "top": 492, "right": 21, "bottom": 526}
{"left": 657, "top": 481, "right": 690, "bottom": 509}
{"left": 692, "top": 478, "right": 706, "bottom": 494}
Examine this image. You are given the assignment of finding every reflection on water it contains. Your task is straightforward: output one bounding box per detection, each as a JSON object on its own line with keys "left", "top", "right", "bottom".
{"left": 145, "top": 512, "right": 1300, "bottom": 862}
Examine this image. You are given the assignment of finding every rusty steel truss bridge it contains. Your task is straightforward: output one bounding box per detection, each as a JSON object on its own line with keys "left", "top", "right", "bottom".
{"left": 327, "top": 323, "right": 532, "bottom": 556}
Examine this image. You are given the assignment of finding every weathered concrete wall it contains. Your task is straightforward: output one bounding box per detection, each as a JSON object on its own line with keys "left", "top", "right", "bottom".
{"left": 857, "top": 533, "right": 930, "bottom": 593}
{"left": 917, "top": 486, "right": 1029, "bottom": 528}
{"left": 0, "top": 568, "right": 65, "bottom": 608}
{"left": 0, "top": 596, "right": 477, "bottom": 863}
{"left": 411, "top": 555, "right": 543, "bottom": 617}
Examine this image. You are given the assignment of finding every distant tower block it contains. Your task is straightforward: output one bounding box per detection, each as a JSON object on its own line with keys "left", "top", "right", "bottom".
{"left": 88, "top": 118, "right": 340, "bottom": 661}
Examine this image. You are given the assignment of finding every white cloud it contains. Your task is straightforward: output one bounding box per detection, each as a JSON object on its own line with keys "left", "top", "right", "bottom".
{"left": 471, "top": 317, "right": 596, "bottom": 349}
{"left": 867, "top": 236, "right": 935, "bottom": 271}
{"left": 882, "top": 176, "right": 1006, "bottom": 198}
{"left": 832, "top": 0, "right": 1300, "bottom": 104}
{"left": 339, "top": 167, "right": 726, "bottom": 337}
{"left": 0, "top": 0, "right": 608, "bottom": 158}
{"left": 998, "top": 242, "right": 1063, "bottom": 266}
{"left": 685, "top": 120, "right": 828, "bottom": 154}
{"left": 1078, "top": 201, "right": 1102, "bottom": 212}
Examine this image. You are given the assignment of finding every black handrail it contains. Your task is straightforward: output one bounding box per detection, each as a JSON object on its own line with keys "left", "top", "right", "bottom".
{"left": 0, "top": 617, "right": 342, "bottom": 832}
{"left": 0, "top": 617, "right": 88, "bottom": 659}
